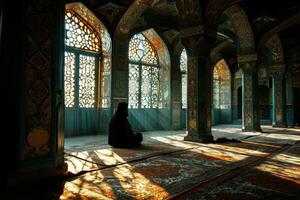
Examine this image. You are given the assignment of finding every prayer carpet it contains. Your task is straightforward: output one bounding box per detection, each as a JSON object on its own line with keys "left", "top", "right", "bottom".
{"left": 61, "top": 141, "right": 284, "bottom": 199}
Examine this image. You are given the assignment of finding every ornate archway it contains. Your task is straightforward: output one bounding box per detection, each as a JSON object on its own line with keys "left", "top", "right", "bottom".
{"left": 64, "top": 3, "right": 112, "bottom": 135}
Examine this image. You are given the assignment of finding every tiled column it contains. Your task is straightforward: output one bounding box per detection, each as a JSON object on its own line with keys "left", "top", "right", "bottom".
{"left": 170, "top": 49, "right": 182, "bottom": 130}
{"left": 285, "top": 70, "right": 294, "bottom": 127}
{"left": 183, "top": 38, "right": 213, "bottom": 142}
{"left": 232, "top": 70, "right": 238, "bottom": 120}
{"left": 271, "top": 71, "right": 287, "bottom": 127}
{"left": 16, "top": 0, "right": 66, "bottom": 175}
{"left": 111, "top": 35, "right": 130, "bottom": 114}
{"left": 238, "top": 54, "right": 261, "bottom": 132}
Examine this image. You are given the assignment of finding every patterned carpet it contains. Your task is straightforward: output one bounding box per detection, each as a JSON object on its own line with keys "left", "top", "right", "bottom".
{"left": 62, "top": 140, "right": 285, "bottom": 199}
{"left": 65, "top": 139, "right": 192, "bottom": 174}
{"left": 3, "top": 127, "right": 300, "bottom": 200}
{"left": 180, "top": 142, "right": 300, "bottom": 200}
{"left": 3, "top": 129, "right": 300, "bottom": 200}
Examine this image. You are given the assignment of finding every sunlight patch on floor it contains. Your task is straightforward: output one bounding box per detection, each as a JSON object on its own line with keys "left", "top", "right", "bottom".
{"left": 255, "top": 146, "right": 300, "bottom": 183}
{"left": 255, "top": 161, "right": 300, "bottom": 183}
{"left": 61, "top": 163, "right": 170, "bottom": 199}
{"left": 66, "top": 155, "right": 100, "bottom": 174}
{"left": 150, "top": 135, "right": 194, "bottom": 149}
{"left": 262, "top": 133, "right": 300, "bottom": 142}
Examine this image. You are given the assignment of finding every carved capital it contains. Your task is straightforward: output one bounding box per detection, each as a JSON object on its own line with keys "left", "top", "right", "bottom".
{"left": 238, "top": 61, "right": 257, "bottom": 70}
{"left": 269, "top": 71, "right": 285, "bottom": 78}
{"left": 269, "top": 63, "right": 286, "bottom": 75}
{"left": 237, "top": 53, "right": 257, "bottom": 63}
{"left": 270, "top": 63, "right": 285, "bottom": 69}
{"left": 181, "top": 35, "right": 201, "bottom": 56}
{"left": 238, "top": 53, "right": 257, "bottom": 71}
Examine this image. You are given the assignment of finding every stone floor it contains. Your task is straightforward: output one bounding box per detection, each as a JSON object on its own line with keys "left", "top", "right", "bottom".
{"left": 3, "top": 125, "right": 300, "bottom": 199}
{"left": 64, "top": 124, "right": 300, "bottom": 152}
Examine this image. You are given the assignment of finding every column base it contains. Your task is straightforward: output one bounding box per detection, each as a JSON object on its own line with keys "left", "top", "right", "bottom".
{"left": 6, "top": 161, "right": 67, "bottom": 188}
{"left": 272, "top": 124, "right": 287, "bottom": 128}
{"left": 242, "top": 127, "right": 262, "bottom": 132}
{"left": 184, "top": 134, "right": 214, "bottom": 143}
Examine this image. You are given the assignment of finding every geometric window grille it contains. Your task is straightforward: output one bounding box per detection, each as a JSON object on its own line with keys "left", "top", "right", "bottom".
{"left": 213, "top": 59, "right": 231, "bottom": 109}
{"left": 213, "top": 67, "right": 220, "bottom": 109}
{"left": 64, "top": 52, "right": 76, "bottom": 107}
{"left": 180, "top": 48, "right": 187, "bottom": 109}
{"left": 65, "top": 10, "right": 100, "bottom": 52}
{"left": 128, "top": 33, "right": 159, "bottom": 108}
{"left": 64, "top": 10, "right": 100, "bottom": 108}
{"left": 100, "top": 30, "right": 112, "bottom": 108}
{"left": 215, "top": 59, "right": 231, "bottom": 109}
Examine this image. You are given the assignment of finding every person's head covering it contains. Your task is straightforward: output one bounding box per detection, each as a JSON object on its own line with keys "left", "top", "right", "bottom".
{"left": 115, "top": 102, "right": 128, "bottom": 118}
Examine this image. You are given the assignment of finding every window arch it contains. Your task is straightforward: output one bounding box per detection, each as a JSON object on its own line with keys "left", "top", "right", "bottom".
{"left": 65, "top": 10, "right": 100, "bottom": 52}
{"left": 64, "top": 3, "right": 112, "bottom": 136}
{"left": 213, "top": 59, "right": 232, "bottom": 124}
{"left": 213, "top": 59, "right": 231, "bottom": 109}
{"left": 64, "top": 10, "right": 100, "bottom": 108}
{"left": 128, "top": 33, "right": 159, "bottom": 108}
{"left": 180, "top": 48, "right": 187, "bottom": 109}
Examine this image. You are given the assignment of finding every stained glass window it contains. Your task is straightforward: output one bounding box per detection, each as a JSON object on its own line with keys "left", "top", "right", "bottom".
{"left": 64, "top": 10, "right": 100, "bottom": 108}
{"left": 180, "top": 48, "right": 187, "bottom": 109}
{"left": 65, "top": 10, "right": 100, "bottom": 52}
{"left": 128, "top": 33, "right": 159, "bottom": 108}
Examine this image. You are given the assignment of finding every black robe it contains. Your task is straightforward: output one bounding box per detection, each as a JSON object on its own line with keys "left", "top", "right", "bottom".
{"left": 108, "top": 103, "right": 142, "bottom": 148}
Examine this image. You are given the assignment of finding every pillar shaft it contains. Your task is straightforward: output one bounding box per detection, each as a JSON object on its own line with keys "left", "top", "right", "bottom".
{"left": 240, "top": 62, "right": 261, "bottom": 132}
{"left": 286, "top": 71, "right": 294, "bottom": 127}
{"left": 170, "top": 50, "right": 182, "bottom": 129}
{"left": 111, "top": 34, "right": 129, "bottom": 113}
{"left": 184, "top": 53, "right": 213, "bottom": 142}
{"left": 272, "top": 74, "right": 287, "bottom": 127}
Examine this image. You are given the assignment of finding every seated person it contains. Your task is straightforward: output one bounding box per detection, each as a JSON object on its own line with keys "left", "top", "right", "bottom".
{"left": 108, "top": 102, "right": 143, "bottom": 148}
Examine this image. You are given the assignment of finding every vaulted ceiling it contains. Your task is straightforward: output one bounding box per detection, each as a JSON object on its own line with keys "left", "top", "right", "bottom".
{"left": 66, "top": 0, "right": 300, "bottom": 72}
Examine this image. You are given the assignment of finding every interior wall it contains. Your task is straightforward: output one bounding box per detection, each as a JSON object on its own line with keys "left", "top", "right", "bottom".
{"left": 258, "top": 85, "right": 271, "bottom": 120}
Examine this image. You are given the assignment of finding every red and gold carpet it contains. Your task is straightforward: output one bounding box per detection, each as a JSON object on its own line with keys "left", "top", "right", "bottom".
{"left": 61, "top": 140, "right": 285, "bottom": 199}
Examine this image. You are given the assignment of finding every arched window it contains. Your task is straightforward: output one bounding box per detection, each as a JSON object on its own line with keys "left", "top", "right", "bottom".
{"left": 180, "top": 48, "right": 187, "bottom": 109}
{"left": 213, "top": 67, "right": 220, "bottom": 109}
{"left": 64, "top": 10, "right": 100, "bottom": 108}
{"left": 128, "top": 33, "right": 159, "bottom": 108}
{"left": 213, "top": 59, "right": 232, "bottom": 124}
{"left": 64, "top": 3, "right": 112, "bottom": 136}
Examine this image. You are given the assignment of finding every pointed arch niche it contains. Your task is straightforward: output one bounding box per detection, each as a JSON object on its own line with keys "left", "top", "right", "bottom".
{"left": 212, "top": 59, "right": 232, "bottom": 124}
{"left": 128, "top": 28, "right": 171, "bottom": 131}
{"left": 64, "top": 3, "right": 111, "bottom": 136}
